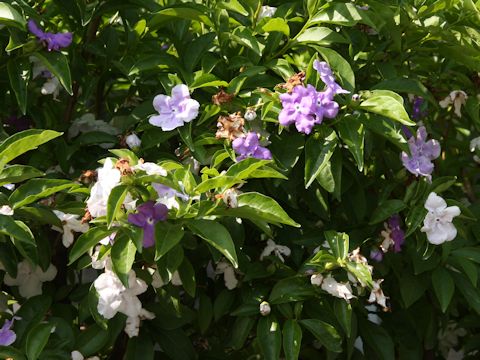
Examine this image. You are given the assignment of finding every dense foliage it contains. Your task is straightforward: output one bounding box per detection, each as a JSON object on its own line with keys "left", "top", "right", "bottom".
{"left": 0, "top": 0, "right": 480, "bottom": 359}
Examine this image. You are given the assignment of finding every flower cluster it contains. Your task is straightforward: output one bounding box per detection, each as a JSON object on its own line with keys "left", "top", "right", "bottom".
{"left": 279, "top": 60, "right": 347, "bottom": 134}
{"left": 232, "top": 132, "right": 272, "bottom": 161}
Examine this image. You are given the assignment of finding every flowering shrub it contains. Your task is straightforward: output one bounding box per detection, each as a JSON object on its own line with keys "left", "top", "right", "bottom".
{"left": 0, "top": 0, "right": 479, "bottom": 359}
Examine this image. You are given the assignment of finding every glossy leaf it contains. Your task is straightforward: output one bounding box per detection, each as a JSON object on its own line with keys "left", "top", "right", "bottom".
{"left": 257, "top": 316, "right": 281, "bottom": 360}
{"left": 9, "top": 179, "right": 78, "bottom": 209}
{"left": 283, "top": 319, "right": 302, "bottom": 360}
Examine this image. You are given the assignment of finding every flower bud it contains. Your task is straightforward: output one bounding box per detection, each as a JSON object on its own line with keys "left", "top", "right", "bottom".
{"left": 244, "top": 109, "right": 257, "bottom": 121}
{"left": 125, "top": 133, "right": 141, "bottom": 149}
{"left": 310, "top": 273, "right": 324, "bottom": 286}
{"left": 259, "top": 301, "right": 271, "bottom": 316}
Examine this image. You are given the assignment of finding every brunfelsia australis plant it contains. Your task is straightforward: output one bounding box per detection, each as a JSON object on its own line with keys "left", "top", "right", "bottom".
{"left": 0, "top": 0, "right": 479, "bottom": 359}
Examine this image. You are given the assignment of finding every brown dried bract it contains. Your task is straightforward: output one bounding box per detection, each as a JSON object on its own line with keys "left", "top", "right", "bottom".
{"left": 215, "top": 112, "right": 245, "bottom": 141}
{"left": 115, "top": 158, "right": 132, "bottom": 175}
{"left": 277, "top": 71, "right": 305, "bottom": 93}
{"left": 79, "top": 169, "right": 97, "bottom": 185}
{"left": 82, "top": 209, "right": 92, "bottom": 224}
{"left": 212, "top": 88, "right": 234, "bottom": 105}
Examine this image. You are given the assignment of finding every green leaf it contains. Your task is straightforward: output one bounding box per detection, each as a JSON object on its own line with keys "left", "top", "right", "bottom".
{"left": 360, "top": 95, "right": 414, "bottom": 125}
{"left": 0, "top": 129, "right": 62, "bottom": 169}
{"left": 227, "top": 316, "right": 256, "bottom": 350}
{"left": 431, "top": 268, "right": 454, "bottom": 313}
{"left": 7, "top": 58, "right": 30, "bottom": 115}
{"left": 337, "top": 115, "right": 364, "bottom": 170}
{"left": 0, "top": 215, "right": 35, "bottom": 245}
{"left": 304, "top": 128, "right": 338, "bottom": 188}
{"left": 225, "top": 158, "right": 272, "bottom": 180}
{"left": 9, "top": 179, "right": 78, "bottom": 209}
{"left": 218, "top": 0, "right": 249, "bottom": 16}
{"left": 405, "top": 205, "right": 427, "bottom": 237}
{"left": 0, "top": 165, "right": 44, "bottom": 186}
{"left": 231, "top": 27, "right": 265, "bottom": 56}
{"left": 189, "top": 73, "right": 228, "bottom": 90}
{"left": 334, "top": 300, "right": 352, "bottom": 337}
{"left": 125, "top": 336, "right": 154, "bottom": 360}
{"left": 75, "top": 324, "right": 109, "bottom": 357}
{"left": 88, "top": 284, "right": 108, "bottom": 329}
{"left": 324, "top": 231, "right": 349, "bottom": 260}
{"left": 0, "top": 2, "right": 26, "bottom": 29}
{"left": 269, "top": 277, "right": 315, "bottom": 304}
{"left": 400, "top": 274, "right": 426, "bottom": 308}
{"left": 150, "top": 5, "right": 214, "bottom": 28}
{"left": 69, "top": 226, "right": 115, "bottom": 264}
{"left": 299, "top": 319, "right": 342, "bottom": 353}
{"left": 178, "top": 258, "right": 196, "bottom": 297}
{"left": 26, "top": 323, "right": 54, "bottom": 360}
{"left": 188, "top": 220, "right": 238, "bottom": 268}
{"left": 194, "top": 176, "right": 244, "bottom": 193}
{"left": 359, "top": 113, "right": 408, "bottom": 152}
{"left": 155, "top": 222, "right": 184, "bottom": 260}
{"left": 296, "top": 27, "right": 347, "bottom": 45}
{"left": 111, "top": 233, "right": 137, "bottom": 287}
{"left": 369, "top": 199, "right": 406, "bottom": 225}
{"left": 451, "top": 247, "right": 480, "bottom": 264}
{"left": 0, "top": 346, "right": 26, "bottom": 360}
{"left": 346, "top": 261, "right": 373, "bottom": 287}
{"left": 372, "top": 78, "right": 436, "bottom": 104}
{"left": 198, "top": 293, "right": 213, "bottom": 334}
{"left": 359, "top": 319, "right": 395, "bottom": 360}
{"left": 32, "top": 52, "right": 73, "bottom": 95}
{"left": 451, "top": 272, "right": 480, "bottom": 315}
{"left": 106, "top": 185, "right": 129, "bottom": 227}
{"left": 257, "top": 316, "right": 282, "bottom": 360}
{"left": 313, "top": 46, "right": 355, "bottom": 92}
{"left": 283, "top": 320, "right": 302, "bottom": 360}
{"left": 260, "top": 18, "right": 290, "bottom": 36}
{"left": 309, "top": 2, "right": 368, "bottom": 26}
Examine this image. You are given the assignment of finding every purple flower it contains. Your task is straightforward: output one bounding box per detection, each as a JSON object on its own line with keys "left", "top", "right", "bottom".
{"left": 313, "top": 60, "right": 349, "bottom": 99}
{"left": 388, "top": 215, "right": 405, "bottom": 252}
{"left": 232, "top": 132, "right": 272, "bottom": 162}
{"left": 401, "top": 126, "right": 441, "bottom": 180}
{"left": 370, "top": 248, "right": 383, "bottom": 262}
{"left": 28, "top": 20, "right": 72, "bottom": 52}
{"left": 149, "top": 84, "right": 200, "bottom": 131}
{"left": 412, "top": 96, "right": 427, "bottom": 120}
{"left": 0, "top": 320, "right": 16, "bottom": 346}
{"left": 127, "top": 201, "right": 168, "bottom": 248}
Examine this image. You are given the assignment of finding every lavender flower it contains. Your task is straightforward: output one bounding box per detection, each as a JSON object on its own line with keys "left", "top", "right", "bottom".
{"left": 387, "top": 215, "right": 405, "bottom": 252}
{"left": 370, "top": 248, "right": 383, "bottom": 262}
{"left": 401, "top": 126, "right": 440, "bottom": 181}
{"left": 412, "top": 96, "right": 427, "bottom": 120}
{"left": 28, "top": 20, "right": 72, "bottom": 52}
{"left": 232, "top": 132, "right": 272, "bottom": 161}
{"left": 313, "top": 60, "right": 349, "bottom": 99}
{"left": 127, "top": 201, "right": 168, "bottom": 248}
{"left": 149, "top": 84, "right": 200, "bottom": 131}
{"left": 0, "top": 319, "right": 16, "bottom": 346}
{"left": 279, "top": 85, "right": 316, "bottom": 134}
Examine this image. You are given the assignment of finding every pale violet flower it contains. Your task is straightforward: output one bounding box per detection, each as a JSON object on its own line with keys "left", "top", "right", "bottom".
{"left": 421, "top": 192, "right": 461, "bottom": 245}
{"left": 125, "top": 133, "right": 141, "bottom": 149}
{"left": 0, "top": 205, "right": 13, "bottom": 216}
{"left": 132, "top": 162, "right": 167, "bottom": 176}
{"left": 52, "top": 210, "right": 89, "bottom": 247}
{"left": 258, "top": 5, "right": 277, "bottom": 19}
{"left": 87, "top": 158, "right": 121, "bottom": 218}
{"left": 0, "top": 319, "right": 16, "bottom": 346}
{"left": 215, "top": 260, "right": 238, "bottom": 290}
{"left": 152, "top": 184, "right": 189, "bottom": 209}
{"left": 259, "top": 301, "right": 271, "bottom": 316}
{"left": 149, "top": 84, "right": 200, "bottom": 131}
{"left": 367, "top": 279, "right": 388, "bottom": 309}
{"left": 439, "top": 90, "right": 468, "bottom": 117}
{"left": 94, "top": 261, "right": 154, "bottom": 337}
{"left": 260, "top": 239, "right": 291, "bottom": 262}
{"left": 4, "top": 260, "right": 57, "bottom": 298}
{"left": 321, "top": 275, "right": 355, "bottom": 301}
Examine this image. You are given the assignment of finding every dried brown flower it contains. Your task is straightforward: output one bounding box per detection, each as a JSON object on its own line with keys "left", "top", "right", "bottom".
{"left": 82, "top": 209, "right": 92, "bottom": 224}
{"left": 115, "top": 158, "right": 132, "bottom": 175}
{"left": 79, "top": 169, "right": 97, "bottom": 185}
{"left": 215, "top": 112, "right": 245, "bottom": 141}
{"left": 212, "top": 88, "right": 234, "bottom": 105}
{"left": 277, "top": 71, "right": 305, "bottom": 93}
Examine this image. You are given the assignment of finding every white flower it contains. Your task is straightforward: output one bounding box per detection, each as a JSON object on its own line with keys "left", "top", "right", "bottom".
{"left": 421, "top": 192, "right": 461, "bottom": 245}
{"left": 368, "top": 279, "right": 388, "bottom": 309}
{"left": 71, "top": 350, "right": 100, "bottom": 360}
{"left": 41, "top": 77, "right": 61, "bottom": 98}
{"left": 52, "top": 210, "right": 89, "bottom": 247}
{"left": 151, "top": 270, "right": 182, "bottom": 288}
{"left": 30, "top": 56, "right": 61, "bottom": 99}
{"left": 215, "top": 260, "right": 238, "bottom": 290}
{"left": 446, "top": 349, "right": 464, "bottom": 360}
{"left": 260, "top": 239, "right": 291, "bottom": 262}
{"left": 132, "top": 162, "right": 167, "bottom": 176}
{"left": 258, "top": 5, "right": 277, "bottom": 19}
{"left": 152, "top": 183, "right": 188, "bottom": 209}
{"left": 94, "top": 262, "right": 154, "bottom": 337}
{"left": 321, "top": 275, "right": 355, "bottom": 301}
{"left": 259, "top": 301, "right": 271, "bottom": 316}
{"left": 125, "top": 133, "right": 141, "bottom": 149}
{"left": 3, "top": 184, "right": 15, "bottom": 191}
{"left": 310, "top": 273, "right": 324, "bottom": 286}
{"left": 470, "top": 137, "right": 480, "bottom": 163}
{"left": 222, "top": 188, "right": 239, "bottom": 208}
{"left": 0, "top": 205, "right": 13, "bottom": 216}
{"left": 244, "top": 109, "right": 257, "bottom": 121}
{"left": 4, "top": 260, "right": 57, "bottom": 298}
{"left": 87, "top": 159, "right": 121, "bottom": 218}
{"left": 439, "top": 90, "right": 468, "bottom": 117}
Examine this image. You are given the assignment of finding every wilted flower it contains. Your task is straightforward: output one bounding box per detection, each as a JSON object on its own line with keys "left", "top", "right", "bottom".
{"left": 401, "top": 126, "right": 441, "bottom": 181}
{"left": 215, "top": 113, "right": 245, "bottom": 140}
{"left": 52, "top": 210, "right": 89, "bottom": 247}
{"left": 222, "top": 188, "right": 240, "bottom": 208}
{"left": 28, "top": 20, "right": 72, "bottom": 51}
{"left": 125, "top": 133, "right": 141, "bottom": 149}
{"left": 258, "top": 5, "right": 277, "bottom": 19}
{"left": 259, "top": 301, "right": 271, "bottom": 316}
{"left": 215, "top": 260, "right": 238, "bottom": 290}
{"left": 380, "top": 215, "right": 405, "bottom": 253}
{"left": 86, "top": 159, "right": 121, "bottom": 218}
{"left": 421, "top": 192, "right": 460, "bottom": 245}
{"left": 4, "top": 260, "right": 57, "bottom": 298}
{"left": 232, "top": 132, "right": 272, "bottom": 161}
{"left": 128, "top": 201, "right": 168, "bottom": 248}
{"left": 277, "top": 71, "right": 305, "bottom": 93}
{"left": 321, "top": 275, "right": 355, "bottom": 301}
{"left": 439, "top": 90, "right": 468, "bottom": 117}
{"left": 149, "top": 84, "right": 200, "bottom": 131}
{"left": 260, "top": 239, "right": 291, "bottom": 262}
{"left": 94, "top": 262, "right": 154, "bottom": 337}
{"left": 0, "top": 319, "right": 16, "bottom": 346}
{"left": 368, "top": 279, "right": 388, "bottom": 309}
